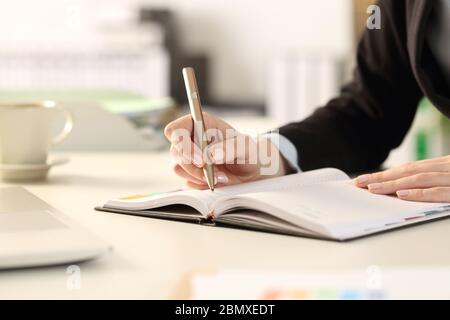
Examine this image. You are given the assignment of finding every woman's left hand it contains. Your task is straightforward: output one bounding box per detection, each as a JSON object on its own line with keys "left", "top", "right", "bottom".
{"left": 355, "top": 155, "right": 450, "bottom": 202}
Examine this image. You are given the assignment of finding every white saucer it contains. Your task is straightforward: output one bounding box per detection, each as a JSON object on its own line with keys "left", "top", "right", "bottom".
{"left": 0, "top": 158, "right": 70, "bottom": 181}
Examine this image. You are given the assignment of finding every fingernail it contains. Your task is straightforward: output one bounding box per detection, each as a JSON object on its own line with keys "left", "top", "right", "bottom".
{"left": 192, "top": 161, "right": 202, "bottom": 168}
{"left": 397, "top": 190, "right": 409, "bottom": 198}
{"left": 368, "top": 183, "right": 382, "bottom": 191}
{"left": 216, "top": 173, "right": 229, "bottom": 184}
{"left": 356, "top": 174, "right": 370, "bottom": 184}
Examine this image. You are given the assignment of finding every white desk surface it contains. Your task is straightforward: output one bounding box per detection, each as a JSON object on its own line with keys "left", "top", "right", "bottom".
{"left": 1, "top": 151, "right": 450, "bottom": 299}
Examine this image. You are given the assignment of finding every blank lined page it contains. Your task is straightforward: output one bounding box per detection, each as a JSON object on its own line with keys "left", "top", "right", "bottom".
{"left": 211, "top": 168, "right": 349, "bottom": 197}
{"left": 237, "top": 180, "right": 448, "bottom": 237}
{"left": 106, "top": 168, "right": 349, "bottom": 215}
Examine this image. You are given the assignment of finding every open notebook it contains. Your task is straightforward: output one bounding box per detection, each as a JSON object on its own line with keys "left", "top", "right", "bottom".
{"left": 96, "top": 168, "right": 450, "bottom": 241}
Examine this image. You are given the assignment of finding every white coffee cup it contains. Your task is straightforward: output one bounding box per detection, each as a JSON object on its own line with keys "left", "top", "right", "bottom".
{"left": 0, "top": 101, "right": 73, "bottom": 165}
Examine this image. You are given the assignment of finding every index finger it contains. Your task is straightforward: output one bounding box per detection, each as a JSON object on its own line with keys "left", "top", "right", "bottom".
{"left": 164, "top": 114, "right": 193, "bottom": 142}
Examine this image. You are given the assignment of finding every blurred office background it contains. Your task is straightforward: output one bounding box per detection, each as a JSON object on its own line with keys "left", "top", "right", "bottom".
{"left": 0, "top": 0, "right": 448, "bottom": 167}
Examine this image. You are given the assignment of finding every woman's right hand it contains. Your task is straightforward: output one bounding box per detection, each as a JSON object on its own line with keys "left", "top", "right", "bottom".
{"left": 164, "top": 112, "right": 288, "bottom": 189}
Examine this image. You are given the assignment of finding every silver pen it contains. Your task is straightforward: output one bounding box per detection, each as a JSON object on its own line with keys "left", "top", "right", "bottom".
{"left": 182, "top": 67, "right": 215, "bottom": 191}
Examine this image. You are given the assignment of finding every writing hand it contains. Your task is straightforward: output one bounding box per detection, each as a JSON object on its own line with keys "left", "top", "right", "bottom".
{"left": 165, "top": 112, "right": 287, "bottom": 189}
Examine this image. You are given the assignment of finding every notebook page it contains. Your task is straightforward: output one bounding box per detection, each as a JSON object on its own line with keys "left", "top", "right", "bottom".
{"left": 104, "top": 189, "right": 221, "bottom": 216}
{"left": 225, "top": 180, "right": 449, "bottom": 239}
{"left": 217, "top": 211, "right": 319, "bottom": 236}
{"left": 105, "top": 168, "right": 348, "bottom": 217}
{"left": 211, "top": 168, "right": 349, "bottom": 198}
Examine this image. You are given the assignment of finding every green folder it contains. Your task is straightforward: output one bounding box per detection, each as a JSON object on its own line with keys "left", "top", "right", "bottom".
{"left": 0, "top": 89, "right": 175, "bottom": 115}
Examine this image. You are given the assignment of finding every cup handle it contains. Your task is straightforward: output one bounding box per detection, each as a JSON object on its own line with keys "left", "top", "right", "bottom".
{"left": 52, "top": 107, "right": 74, "bottom": 145}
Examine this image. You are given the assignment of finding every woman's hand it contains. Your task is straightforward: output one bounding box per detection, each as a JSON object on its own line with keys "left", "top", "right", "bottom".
{"left": 355, "top": 155, "right": 450, "bottom": 202}
{"left": 164, "top": 113, "right": 288, "bottom": 189}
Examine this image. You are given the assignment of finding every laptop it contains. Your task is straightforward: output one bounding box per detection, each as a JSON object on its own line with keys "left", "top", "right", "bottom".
{"left": 0, "top": 187, "right": 110, "bottom": 269}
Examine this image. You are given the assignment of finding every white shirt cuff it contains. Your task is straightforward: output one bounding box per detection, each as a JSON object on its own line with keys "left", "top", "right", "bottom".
{"left": 261, "top": 133, "right": 301, "bottom": 172}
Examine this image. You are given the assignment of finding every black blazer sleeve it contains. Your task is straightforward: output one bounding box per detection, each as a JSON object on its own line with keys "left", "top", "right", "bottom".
{"left": 278, "top": 0, "right": 423, "bottom": 172}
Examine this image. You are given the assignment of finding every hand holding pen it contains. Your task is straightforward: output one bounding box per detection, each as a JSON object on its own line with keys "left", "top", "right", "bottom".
{"left": 164, "top": 68, "right": 288, "bottom": 190}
